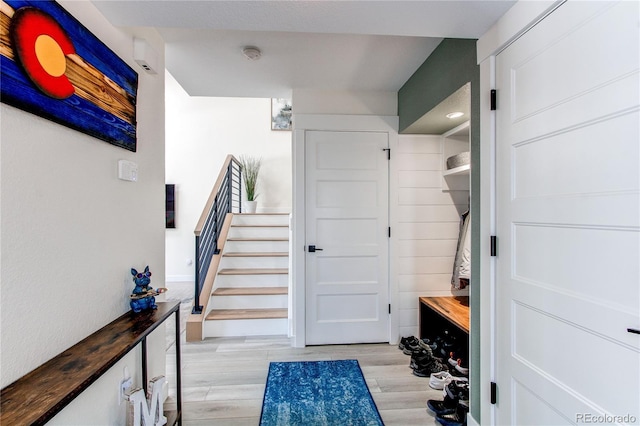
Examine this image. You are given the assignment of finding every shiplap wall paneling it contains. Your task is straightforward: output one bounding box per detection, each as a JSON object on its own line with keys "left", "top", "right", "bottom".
{"left": 396, "top": 134, "right": 469, "bottom": 337}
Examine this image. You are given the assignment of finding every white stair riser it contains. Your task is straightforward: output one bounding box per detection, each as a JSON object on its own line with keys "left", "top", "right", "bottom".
{"left": 203, "top": 318, "right": 287, "bottom": 337}
{"left": 232, "top": 214, "right": 289, "bottom": 226}
{"left": 224, "top": 240, "right": 289, "bottom": 253}
{"left": 210, "top": 294, "right": 288, "bottom": 309}
{"left": 228, "top": 227, "right": 288, "bottom": 239}
{"left": 215, "top": 274, "right": 289, "bottom": 288}
{"left": 220, "top": 256, "right": 288, "bottom": 269}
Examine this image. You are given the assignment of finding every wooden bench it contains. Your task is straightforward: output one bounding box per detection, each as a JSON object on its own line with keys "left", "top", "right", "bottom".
{"left": 419, "top": 296, "right": 470, "bottom": 338}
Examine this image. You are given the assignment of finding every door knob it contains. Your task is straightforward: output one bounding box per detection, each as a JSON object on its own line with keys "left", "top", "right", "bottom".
{"left": 308, "top": 245, "right": 323, "bottom": 253}
{"left": 628, "top": 328, "right": 640, "bottom": 335}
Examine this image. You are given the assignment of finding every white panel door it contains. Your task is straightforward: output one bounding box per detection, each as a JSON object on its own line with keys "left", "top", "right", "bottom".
{"left": 496, "top": 1, "right": 639, "bottom": 424}
{"left": 305, "top": 130, "right": 389, "bottom": 345}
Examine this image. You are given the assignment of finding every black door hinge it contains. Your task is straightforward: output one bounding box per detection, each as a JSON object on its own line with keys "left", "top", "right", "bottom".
{"left": 382, "top": 148, "right": 391, "bottom": 160}
{"left": 388, "top": 304, "right": 391, "bottom": 314}
{"left": 491, "top": 382, "right": 497, "bottom": 404}
{"left": 490, "top": 236, "right": 497, "bottom": 257}
{"left": 388, "top": 227, "right": 391, "bottom": 238}
{"left": 490, "top": 90, "right": 497, "bottom": 110}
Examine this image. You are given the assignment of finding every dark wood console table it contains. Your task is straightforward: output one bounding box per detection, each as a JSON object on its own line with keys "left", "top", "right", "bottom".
{"left": 419, "top": 296, "right": 470, "bottom": 338}
{"left": 1, "top": 301, "right": 182, "bottom": 425}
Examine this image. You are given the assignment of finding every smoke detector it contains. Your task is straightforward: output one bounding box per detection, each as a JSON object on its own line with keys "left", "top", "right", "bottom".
{"left": 242, "top": 46, "right": 262, "bottom": 61}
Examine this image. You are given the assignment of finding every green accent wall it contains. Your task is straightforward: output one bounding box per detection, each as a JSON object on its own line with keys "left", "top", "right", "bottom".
{"left": 398, "top": 38, "right": 482, "bottom": 421}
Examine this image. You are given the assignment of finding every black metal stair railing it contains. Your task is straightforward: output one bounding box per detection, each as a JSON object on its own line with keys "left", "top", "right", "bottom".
{"left": 192, "top": 155, "right": 242, "bottom": 314}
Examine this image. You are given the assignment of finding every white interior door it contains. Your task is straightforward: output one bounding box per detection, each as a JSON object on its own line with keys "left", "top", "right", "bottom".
{"left": 495, "top": 2, "right": 640, "bottom": 424}
{"left": 305, "top": 130, "right": 389, "bottom": 345}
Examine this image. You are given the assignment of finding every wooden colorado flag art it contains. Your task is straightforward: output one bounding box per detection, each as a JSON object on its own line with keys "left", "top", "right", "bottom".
{"left": 0, "top": 0, "right": 138, "bottom": 151}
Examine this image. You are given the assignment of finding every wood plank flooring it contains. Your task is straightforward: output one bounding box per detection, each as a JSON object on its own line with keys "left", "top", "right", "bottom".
{"left": 165, "top": 336, "right": 444, "bottom": 425}
{"left": 165, "top": 282, "right": 442, "bottom": 425}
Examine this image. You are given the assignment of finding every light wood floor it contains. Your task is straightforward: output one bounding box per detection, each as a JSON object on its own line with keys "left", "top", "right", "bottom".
{"left": 164, "top": 283, "right": 442, "bottom": 426}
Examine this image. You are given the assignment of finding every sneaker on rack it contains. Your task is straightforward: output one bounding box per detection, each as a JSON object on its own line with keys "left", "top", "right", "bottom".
{"left": 410, "top": 350, "right": 430, "bottom": 369}
{"left": 448, "top": 349, "right": 465, "bottom": 367}
{"left": 455, "top": 358, "right": 469, "bottom": 376}
{"left": 429, "top": 371, "right": 453, "bottom": 390}
{"left": 419, "top": 338, "right": 438, "bottom": 352}
{"left": 398, "top": 336, "right": 412, "bottom": 350}
{"left": 402, "top": 336, "right": 422, "bottom": 355}
{"left": 413, "top": 358, "right": 449, "bottom": 377}
{"left": 427, "top": 382, "right": 468, "bottom": 416}
{"left": 435, "top": 400, "right": 469, "bottom": 426}
{"left": 444, "top": 380, "right": 469, "bottom": 402}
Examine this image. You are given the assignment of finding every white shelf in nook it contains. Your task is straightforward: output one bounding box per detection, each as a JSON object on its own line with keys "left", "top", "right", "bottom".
{"left": 441, "top": 120, "right": 470, "bottom": 190}
{"left": 443, "top": 163, "right": 470, "bottom": 176}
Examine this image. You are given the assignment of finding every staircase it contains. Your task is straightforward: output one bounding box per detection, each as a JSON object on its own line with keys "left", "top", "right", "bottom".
{"left": 202, "top": 213, "right": 290, "bottom": 337}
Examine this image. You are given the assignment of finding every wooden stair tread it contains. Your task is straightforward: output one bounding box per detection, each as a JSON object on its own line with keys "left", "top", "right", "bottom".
{"left": 223, "top": 252, "right": 288, "bottom": 257}
{"left": 226, "top": 237, "right": 289, "bottom": 242}
{"left": 206, "top": 308, "right": 287, "bottom": 320}
{"left": 218, "top": 268, "right": 288, "bottom": 275}
{"left": 212, "top": 287, "right": 288, "bottom": 296}
{"left": 231, "top": 224, "right": 288, "bottom": 228}
{"left": 236, "top": 213, "right": 289, "bottom": 215}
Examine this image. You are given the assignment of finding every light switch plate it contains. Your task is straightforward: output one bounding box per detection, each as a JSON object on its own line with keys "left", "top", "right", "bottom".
{"left": 118, "top": 160, "right": 138, "bottom": 182}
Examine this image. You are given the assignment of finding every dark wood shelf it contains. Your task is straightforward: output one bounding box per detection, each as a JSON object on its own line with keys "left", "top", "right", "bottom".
{"left": 1, "top": 301, "right": 181, "bottom": 425}
{"left": 419, "top": 296, "right": 470, "bottom": 334}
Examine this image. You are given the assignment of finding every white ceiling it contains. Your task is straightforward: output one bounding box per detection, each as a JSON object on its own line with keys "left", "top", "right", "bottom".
{"left": 93, "top": 1, "right": 516, "bottom": 100}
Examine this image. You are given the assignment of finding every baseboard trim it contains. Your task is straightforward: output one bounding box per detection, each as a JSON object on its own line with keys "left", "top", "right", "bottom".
{"left": 166, "top": 275, "right": 194, "bottom": 282}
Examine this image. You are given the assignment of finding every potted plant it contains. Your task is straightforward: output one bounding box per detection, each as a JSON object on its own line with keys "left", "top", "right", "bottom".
{"left": 239, "top": 155, "right": 261, "bottom": 213}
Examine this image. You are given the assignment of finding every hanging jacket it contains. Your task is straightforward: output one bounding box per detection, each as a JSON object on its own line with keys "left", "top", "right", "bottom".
{"left": 451, "top": 210, "right": 471, "bottom": 290}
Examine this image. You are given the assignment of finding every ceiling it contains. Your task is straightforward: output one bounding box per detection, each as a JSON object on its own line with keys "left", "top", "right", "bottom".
{"left": 403, "top": 82, "right": 471, "bottom": 134}
{"left": 92, "top": 0, "right": 515, "bottom": 130}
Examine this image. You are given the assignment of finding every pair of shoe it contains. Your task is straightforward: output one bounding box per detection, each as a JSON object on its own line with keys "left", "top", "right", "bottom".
{"left": 399, "top": 336, "right": 422, "bottom": 355}
{"left": 435, "top": 400, "right": 469, "bottom": 426}
{"left": 447, "top": 356, "right": 469, "bottom": 376}
{"left": 410, "top": 346, "right": 449, "bottom": 377}
{"left": 433, "top": 329, "right": 458, "bottom": 359}
{"left": 455, "top": 358, "right": 469, "bottom": 376}
{"left": 428, "top": 371, "right": 468, "bottom": 390}
{"left": 400, "top": 336, "right": 436, "bottom": 356}
{"left": 427, "top": 380, "right": 469, "bottom": 416}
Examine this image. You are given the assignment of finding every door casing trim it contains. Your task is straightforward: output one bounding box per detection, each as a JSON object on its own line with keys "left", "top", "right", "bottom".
{"left": 291, "top": 114, "right": 399, "bottom": 348}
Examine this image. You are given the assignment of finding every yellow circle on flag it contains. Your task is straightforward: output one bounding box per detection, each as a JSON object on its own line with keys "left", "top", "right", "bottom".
{"left": 34, "top": 34, "right": 66, "bottom": 77}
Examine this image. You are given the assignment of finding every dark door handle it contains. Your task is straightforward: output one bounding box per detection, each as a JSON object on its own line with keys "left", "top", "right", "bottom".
{"left": 628, "top": 328, "right": 640, "bottom": 335}
{"left": 308, "top": 245, "right": 323, "bottom": 253}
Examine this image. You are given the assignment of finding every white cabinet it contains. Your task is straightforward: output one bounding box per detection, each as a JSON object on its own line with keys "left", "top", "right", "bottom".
{"left": 442, "top": 121, "right": 470, "bottom": 191}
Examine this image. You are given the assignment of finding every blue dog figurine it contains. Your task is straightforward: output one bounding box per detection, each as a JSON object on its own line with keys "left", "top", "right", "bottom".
{"left": 130, "top": 266, "right": 158, "bottom": 313}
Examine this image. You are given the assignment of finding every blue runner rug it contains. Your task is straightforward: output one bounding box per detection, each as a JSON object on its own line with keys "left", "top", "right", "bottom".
{"left": 260, "top": 359, "right": 384, "bottom": 426}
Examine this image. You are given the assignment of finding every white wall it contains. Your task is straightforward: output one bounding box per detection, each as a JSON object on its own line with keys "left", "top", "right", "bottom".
{"left": 293, "top": 89, "right": 397, "bottom": 116}
{"left": 165, "top": 71, "right": 292, "bottom": 281}
{"left": 0, "top": 1, "right": 166, "bottom": 423}
{"left": 396, "top": 134, "right": 469, "bottom": 338}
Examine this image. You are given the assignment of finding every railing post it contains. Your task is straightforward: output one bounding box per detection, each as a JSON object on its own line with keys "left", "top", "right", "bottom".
{"left": 213, "top": 195, "right": 220, "bottom": 255}
{"left": 227, "top": 162, "right": 233, "bottom": 214}
{"left": 192, "top": 235, "right": 203, "bottom": 314}
{"left": 238, "top": 164, "right": 243, "bottom": 213}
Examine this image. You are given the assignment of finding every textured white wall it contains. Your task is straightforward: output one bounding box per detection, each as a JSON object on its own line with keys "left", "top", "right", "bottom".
{"left": 0, "top": 1, "right": 166, "bottom": 423}
{"left": 165, "top": 71, "right": 292, "bottom": 281}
